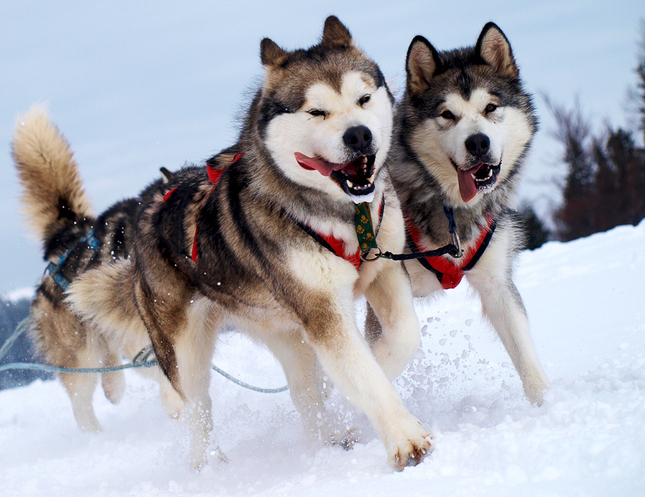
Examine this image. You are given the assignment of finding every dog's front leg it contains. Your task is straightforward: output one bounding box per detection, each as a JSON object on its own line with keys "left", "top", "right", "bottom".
{"left": 301, "top": 294, "right": 431, "bottom": 470}
{"left": 261, "top": 329, "right": 352, "bottom": 446}
{"left": 363, "top": 262, "right": 420, "bottom": 380}
{"left": 466, "top": 236, "right": 550, "bottom": 405}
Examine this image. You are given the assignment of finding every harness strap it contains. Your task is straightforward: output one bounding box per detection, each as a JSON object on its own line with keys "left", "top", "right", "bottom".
{"left": 163, "top": 155, "right": 240, "bottom": 262}
{"left": 45, "top": 229, "right": 101, "bottom": 291}
{"left": 164, "top": 153, "right": 383, "bottom": 269}
{"left": 406, "top": 215, "right": 496, "bottom": 290}
{"left": 290, "top": 200, "right": 385, "bottom": 270}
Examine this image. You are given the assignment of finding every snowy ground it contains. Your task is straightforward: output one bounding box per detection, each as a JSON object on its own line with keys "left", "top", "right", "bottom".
{"left": 1, "top": 222, "right": 644, "bottom": 496}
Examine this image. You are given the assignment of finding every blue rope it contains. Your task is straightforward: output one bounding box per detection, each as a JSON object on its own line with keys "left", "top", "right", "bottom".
{"left": 1, "top": 317, "right": 288, "bottom": 394}
{"left": 0, "top": 317, "right": 31, "bottom": 363}
{"left": 211, "top": 364, "right": 288, "bottom": 393}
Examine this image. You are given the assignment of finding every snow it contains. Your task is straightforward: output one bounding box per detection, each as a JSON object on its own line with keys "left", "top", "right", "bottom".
{"left": 1, "top": 222, "right": 644, "bottom": 496}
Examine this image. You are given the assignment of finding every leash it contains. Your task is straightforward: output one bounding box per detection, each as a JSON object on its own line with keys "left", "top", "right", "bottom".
{"left": 361, "top": 205, "right": 465, "bottom": 262}
{"left": 0, "top": 318, "right": 288, "bottom": 394}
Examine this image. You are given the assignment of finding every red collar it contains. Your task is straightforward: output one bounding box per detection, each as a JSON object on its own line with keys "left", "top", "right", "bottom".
{"left": 291, "top": 200, "right": 385, "bottom": 270}
{"left": 405, "top": 214, "right": 496, "bottom": 289}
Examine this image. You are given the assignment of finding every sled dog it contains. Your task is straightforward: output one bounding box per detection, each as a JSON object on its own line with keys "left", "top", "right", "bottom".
{"left": 381, "top": 23, "right": 550, "bottom": 404}
{"left": 67, "top": 16, "right": 431, "bottom": 470}
{"left": 11, "top": 109, "right": 183, "bottom": 432}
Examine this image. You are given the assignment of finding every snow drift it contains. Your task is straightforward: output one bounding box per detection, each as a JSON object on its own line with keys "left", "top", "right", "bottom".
{"left": 1, "top": 222, "right": 644, "bottom": 496}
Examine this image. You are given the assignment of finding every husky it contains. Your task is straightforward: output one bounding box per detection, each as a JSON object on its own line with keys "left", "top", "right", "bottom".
{"left": 379, "top": 23, "right": 550, "bottom": 404}
{"left": 11, "top": 108, "right": 183, "bottom": 432}
{"left": 66, "top": 16, "right": 431, "bottom": 470}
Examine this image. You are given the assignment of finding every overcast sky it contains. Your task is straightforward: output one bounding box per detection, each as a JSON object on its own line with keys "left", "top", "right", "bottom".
{"left": 2, "top": 0, "right": 643, "bottom": 296}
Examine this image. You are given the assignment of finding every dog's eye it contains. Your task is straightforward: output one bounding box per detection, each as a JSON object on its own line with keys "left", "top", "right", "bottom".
{"left": 440, "top": 110, "right": 455, "bottom": 120}
{"left": 307, "top": 109, "right": 327, "bottom": 118}
{"left": 485, "top": 103, "right": 498, "bottom": 114}
{"left": 358, "top": 94, "right": 371, "bottom": 106}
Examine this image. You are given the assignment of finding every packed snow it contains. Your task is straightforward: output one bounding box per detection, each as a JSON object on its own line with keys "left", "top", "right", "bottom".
{"left": 1, "top": 222, "right": 644, "bottom": 496}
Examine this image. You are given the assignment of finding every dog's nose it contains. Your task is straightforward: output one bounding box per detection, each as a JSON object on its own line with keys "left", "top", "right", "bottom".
{"left": 344, "top": 125, "right": 373, "bottom": 154}
{"left": 465, "top": 133, "right": 490, "bottom": 157}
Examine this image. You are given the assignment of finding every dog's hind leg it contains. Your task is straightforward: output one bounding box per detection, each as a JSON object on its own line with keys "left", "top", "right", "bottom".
{"left": 59, "top": 369, "right": 102, "bottom": 433}
{"left": 98, "top": 336, "right": 125, "bottom": 404}
{"left": 364, "top": 263, "right": 420, "bottom": 380}
{"left": 176, "top": 297, "right": 221, "bottom": 469}
{"left": 135, "top": 279, "right": 219, "bottom": 470}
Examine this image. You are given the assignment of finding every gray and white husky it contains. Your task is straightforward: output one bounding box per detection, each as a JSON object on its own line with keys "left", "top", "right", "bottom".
{"left": 382, "top": 23, "right": 550, "bottom": 404}
{"left": 67, "top": 16, "right": 431, "bottom": 470}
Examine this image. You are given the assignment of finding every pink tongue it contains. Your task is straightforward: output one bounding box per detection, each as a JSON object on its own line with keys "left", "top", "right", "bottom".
{"left": 457, "top": 168, "right": 478, "bottom": 203}
{"left": 294, "top": 152, "right": 347, "bottom": 177}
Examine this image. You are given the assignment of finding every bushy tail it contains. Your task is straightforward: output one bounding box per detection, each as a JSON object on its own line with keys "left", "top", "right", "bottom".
{"left": 11, "top": 106, "right": 94, "bottom": 242}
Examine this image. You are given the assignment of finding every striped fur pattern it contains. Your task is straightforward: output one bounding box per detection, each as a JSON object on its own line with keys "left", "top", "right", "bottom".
{"left": 67, "top": 17, "right": 431, "bottom": 470}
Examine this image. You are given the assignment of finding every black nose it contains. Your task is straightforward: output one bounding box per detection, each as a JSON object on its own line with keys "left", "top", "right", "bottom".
{"left": 343, "top": 125, "right": 373, "bottom": 154}
{"left": 465, "top": 133, "right": 490, "bottom": 157}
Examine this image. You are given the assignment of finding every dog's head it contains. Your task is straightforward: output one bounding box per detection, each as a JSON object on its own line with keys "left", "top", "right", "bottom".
{"left": 256, "top": 16, "right": 394, "bottom": 204}
{"left": 402, "top": 23, "right": 537, "bottom": 206}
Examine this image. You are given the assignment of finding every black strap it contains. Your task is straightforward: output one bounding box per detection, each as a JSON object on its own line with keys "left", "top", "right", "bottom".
{"left": 462, "top": 219, "right": 497, "bottom": 271}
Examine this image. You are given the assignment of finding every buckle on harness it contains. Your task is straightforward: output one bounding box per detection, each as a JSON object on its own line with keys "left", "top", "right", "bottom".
{"left": 449, "top": 229, "right": 463, "bottom": 259}
{"left": 44, "top": 228, "right": 101, "bottom": 291}
{"left": 359, "top": 245, "right": 383, "bottom": 262}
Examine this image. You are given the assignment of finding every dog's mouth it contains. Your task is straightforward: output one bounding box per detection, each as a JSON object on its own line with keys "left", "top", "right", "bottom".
{"left": 294, "top": 152, "right": 376, "bottom": 201}
{"left": 453, "top": 160, "right": 501, "bottom": 202}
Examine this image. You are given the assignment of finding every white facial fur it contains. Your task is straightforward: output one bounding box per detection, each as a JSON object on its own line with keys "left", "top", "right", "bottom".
{"left": 410, "top": 88, "right": 533, "bottom": 206}
{"left": 264, "top": 71, "right": 393, "bottom": 202}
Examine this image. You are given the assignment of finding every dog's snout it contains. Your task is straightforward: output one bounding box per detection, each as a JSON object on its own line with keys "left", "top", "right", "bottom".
{"left": 344, "top": 125, "right": 373, "bottom": 154}
{"left": 465, "top": 133, "right": 490, "bottom": 157}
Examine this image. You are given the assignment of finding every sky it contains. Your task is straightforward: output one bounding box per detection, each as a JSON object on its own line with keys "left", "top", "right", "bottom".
{"left": 2, "top": 222, "right": 644, "bottom": 495}
{"left": 2, "top": 0, "right": 644, "bottom": 295}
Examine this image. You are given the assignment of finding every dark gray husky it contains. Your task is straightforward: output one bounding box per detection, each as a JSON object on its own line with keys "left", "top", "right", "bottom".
{"left": 383, "top": 23, "right": 550, "bottom": 404}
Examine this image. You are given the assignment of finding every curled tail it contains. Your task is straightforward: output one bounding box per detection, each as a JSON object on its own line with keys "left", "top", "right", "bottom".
{"left": 11, "top": 106, "right": 94, "bottom": 242}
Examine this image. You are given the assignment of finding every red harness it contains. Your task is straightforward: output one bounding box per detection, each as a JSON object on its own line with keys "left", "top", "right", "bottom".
{"left": 405, "top": 215, "right": 496, "bottom": 289}
{"left": 162, "top": 153, "right": 379, "bottom": 269}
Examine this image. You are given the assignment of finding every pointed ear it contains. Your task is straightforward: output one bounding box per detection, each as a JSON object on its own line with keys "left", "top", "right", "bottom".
{"left": 475, "top": 23, "right": 518, "bottom": 78}
{"left": 406, "top": 36, "right": 441, "bottom": 96}
{"left": 320, "top": 16, "right": 353, "bottom": 49}
{"left": 261, "top": 38, "right": 289, "bottom": 67}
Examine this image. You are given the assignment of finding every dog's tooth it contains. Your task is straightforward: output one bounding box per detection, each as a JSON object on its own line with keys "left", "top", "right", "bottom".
{"left": 346, "top": 180, "right": 354, "bottom": 189}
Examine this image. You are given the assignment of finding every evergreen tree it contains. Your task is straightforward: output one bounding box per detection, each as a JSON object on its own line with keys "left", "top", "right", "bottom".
{"left": 518, "top": 205, "right": 550, "bottom": 250}
{"left": 548, "top": 21, "right": 645, "bottom": 241}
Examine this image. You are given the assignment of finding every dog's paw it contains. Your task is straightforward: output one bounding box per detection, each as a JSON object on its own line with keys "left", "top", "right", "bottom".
{"left": 160, "top": 383, "right": 185, "bottom": 419}
{"left": 390, "top": 434, "right": 433, "bottom": 471}
{"left": 384, "top": 416, "right": 433, "bottom": 471}
{"left": 101, "top": 370, "right": 125, "bottom": 404}
{"left": 327, "top": 427, "right": 361, "bottom": 451}
{"left": 523, "top": 374, "right": 550, "bottom": 406}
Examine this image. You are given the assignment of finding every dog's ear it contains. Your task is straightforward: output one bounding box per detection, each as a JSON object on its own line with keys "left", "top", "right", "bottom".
{"left": 320, "top": 16, "right": 353, "bottom": 49}
{"left": 261, "top": 38, "right": 289, "bottom": 67}
{"left": 475, "top": 23, "right": 518, "bottom": 79}
{"left": 406, "top": 36, "right": 441, "bottom": 96}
